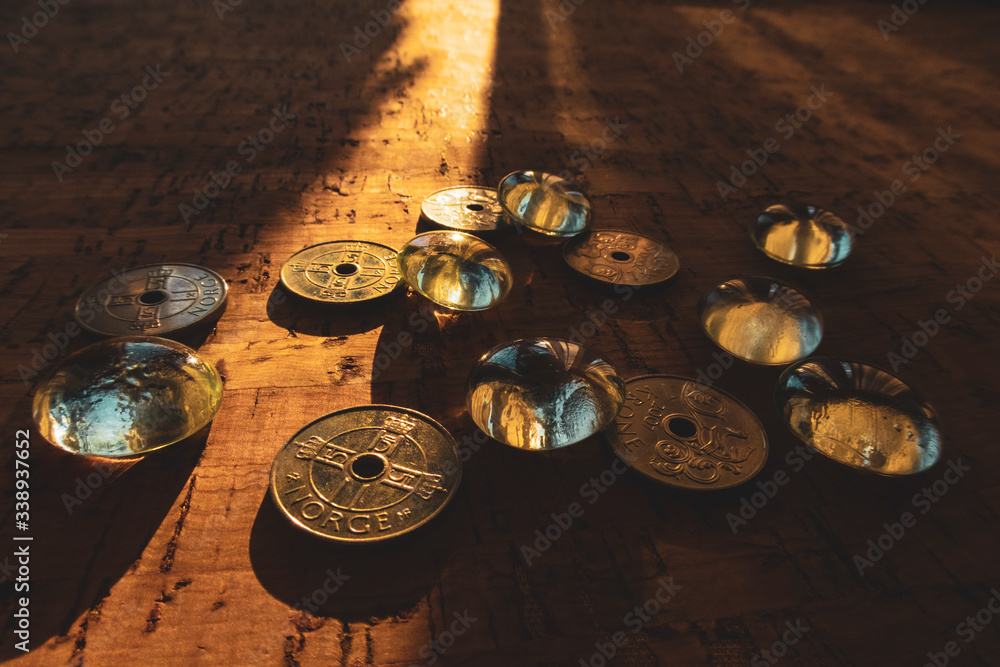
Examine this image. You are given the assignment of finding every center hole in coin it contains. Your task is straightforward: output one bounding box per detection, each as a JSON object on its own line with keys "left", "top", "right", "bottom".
{"left": 334, "top": 263, "right": 360, "bottom": 276}
{"left": 465, "top": 203, "right": 485, "bottom": 212}
{"left": 667, "top": 417, "right": 697, "bottom": 439}
{"left": 138, "top": 290, "right": 168, "bottom": 305}
{"left": 350, "top": 453, "right": 386, "bottom": 480}
{"left": 610, "top": 251, "right": 632, "bottom": 262}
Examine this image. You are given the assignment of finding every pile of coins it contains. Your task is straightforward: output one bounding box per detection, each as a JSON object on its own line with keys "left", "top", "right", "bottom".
{"left": 264, "top": 169, "right": 687, "bottom": 540}
{"left": 30, "top": 171, "right": 944, "bottom": 544}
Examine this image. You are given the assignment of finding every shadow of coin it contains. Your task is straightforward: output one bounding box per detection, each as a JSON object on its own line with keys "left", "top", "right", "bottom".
{"left": 265, "top": 284, "right": 401, "bottom": 338}
{"left": 248, "top": 487, "right": 464, "bottom": 620}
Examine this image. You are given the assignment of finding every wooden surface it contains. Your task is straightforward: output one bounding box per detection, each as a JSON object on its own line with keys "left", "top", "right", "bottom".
{"left": 2, "top": 0, "right": 1000, "bottom": 665}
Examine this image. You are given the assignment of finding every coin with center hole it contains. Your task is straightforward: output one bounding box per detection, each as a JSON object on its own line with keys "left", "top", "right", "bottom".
{"left": 563, "top": 230, "right": 679, "bottom": 286}
{"left": 280, "top": 241, "right": 402, "bottom": 303}
{"left": 421, "top": 186, "right": 507, "bottom": 233}
{"left": 603, "top": 375, "right": 768, "bottom": 490}
{"left": 74, "top": 263, "right": 228, "bottom": 337}
{"left": 269, "top": 405, "right": 462, "bottom": 543}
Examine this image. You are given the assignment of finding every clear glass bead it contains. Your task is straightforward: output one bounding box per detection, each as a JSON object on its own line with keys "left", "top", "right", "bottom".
{"left": 497, "top": 171, "right": 591, "bottom": 237}
{"left": 33, "top": 336, "right": 223, "bottom": 457}
{"left": 397, "top": 231, "right": 512, "bottom": 311}
{"left": 467, "top": 338, "right": 625, "bottom": 450}
{"left": 698, "top": 276, "right": 822, "bottom": 365}
{"left": 776, "top": 358, "right": 942, "bottom": 475}
{"left": 751, "top": 202, "right": 852, "bottom": 269}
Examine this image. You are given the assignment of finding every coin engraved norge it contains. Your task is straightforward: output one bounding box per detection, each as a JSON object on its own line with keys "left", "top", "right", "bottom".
{"left": 606, "top": 375, "right": 768, "bottom": 490}
{"left": 563, "top": 230, "right": 679, "bottom": 286}
{"left": 270, "top": 406, "right": 462, "bottom": 543}
{"left": 280, "top": 241, "right": 401, "bottom": 303}
{"left": 75, "top": 263, "right": 227, "bottom": 336}
{"left": 421, "top": 186, "right": 506, "bottom": 232}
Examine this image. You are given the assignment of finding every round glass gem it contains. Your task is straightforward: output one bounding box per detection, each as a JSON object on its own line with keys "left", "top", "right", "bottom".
{"left": 751, "top": 202, "right": 852, "bottom": 269}
{"left": 497, "top": 170, "right": 592, "bottom": 237}
{"left": 397, "top": 231, "right": 513, "bottom": 311}
{"left": 776, "top": 358, "right": 942, "bottom": 475}
{"left": 604, "top": 375, "right": 769, "bottom": 490}
{"left": 467, "top": 337, "right": 626, "bottom": 451}
{"left": 420, "top": 186, "right": 507, "bottom": 233}
{"left": 698, "top": 276, "right": 823, "bottom": 365}
{"left": 74, "top": 263, "right": 228, "bottom": 337}
{"left": 32, "top": 336, "right": 223, "bottom": 457}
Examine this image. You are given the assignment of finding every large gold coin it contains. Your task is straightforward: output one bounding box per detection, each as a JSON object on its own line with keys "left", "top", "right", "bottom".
{"left": 280, "top": 241, "right": 401, "bottom": 303}
{"left": 563, "top": 229, "right": 679, "bottom": 286}
{"left": 604, "top": 375, "right": 768, "bottom": 490}
{"left": 75, "top": 263, "right": 227, "bottom": 336}
{"left": 269, "top": 406, "right": 461, "bottom": 543}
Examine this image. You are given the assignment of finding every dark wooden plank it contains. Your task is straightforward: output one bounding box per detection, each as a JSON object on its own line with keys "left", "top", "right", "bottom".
{"left": 2, "top": 0, "right": 999, "bottom": 665}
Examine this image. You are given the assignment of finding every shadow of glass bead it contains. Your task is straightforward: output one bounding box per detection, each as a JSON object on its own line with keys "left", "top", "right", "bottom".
{"left": 751, "top": 203, "right": 852, "bottom": 269}
{"left": 698, "top": 276, "right": 822, "bottom": 365}
{"left": 397, "top": 231, "right": 512, "bottom": 311}
{"left": 32, "top": 336, "right": 223, "bottom": 457}
{"left": 776, "top": 358, "right": 942, "bottom": 475}
{"left": 467, "top": 337, "right": 626, "bottom": 451}
{"left": 497, "top": 171, "right": 591, "bottom": 237}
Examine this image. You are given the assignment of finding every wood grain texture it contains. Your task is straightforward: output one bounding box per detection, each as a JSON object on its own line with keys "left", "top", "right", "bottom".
{"left": 1, "top": 0, "right": 999, "bottom": 665}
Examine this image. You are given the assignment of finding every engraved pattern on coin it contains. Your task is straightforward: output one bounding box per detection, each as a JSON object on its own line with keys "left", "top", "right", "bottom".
{"left": 563, "top": 230, "right": 679, "bottom": 286}
{"left": 421, "top": 186, "right": 505, "bottom": 232}
{"left": 270, "top": 406, "right": 461, "bottom": 542}
{"left": 75, "top": 263, "right": 227, "bottom": 336}
{"left": 280, "top": 241, "right": 401, "bottom": 303}
{"left": 606, "top": 375, "right": 767, "bottom": 490}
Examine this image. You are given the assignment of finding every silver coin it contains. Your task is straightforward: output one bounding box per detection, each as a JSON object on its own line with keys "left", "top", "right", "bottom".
{"left": 75, "top": 263, "right": 228, "bottom": 337}
{"left": 421, "top": 186, "right": 506, "bottom": 232}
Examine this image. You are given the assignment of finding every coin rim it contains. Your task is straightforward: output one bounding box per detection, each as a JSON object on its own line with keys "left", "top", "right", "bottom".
{"left": 774, "top": 356, "right": 942, "bottom": 477}
{"left": 562, "top": 228, "right": 680, "bottom": 286}
{"left": 268, "top": 404, "right": 462, "bottom": 543}
{"left": 604, "top": 373, "right": 770, "bottom": 491}
{"left": 74, "top": 263, "right": 229, "bottom": 337}
{"left": 397, "top": 230, "right": 513, "bottom": 311}
{"left": 420, "top": 185, "right": 507, "bottom": 232}
{"left": 496, "top": 170, "right": 592, "bottom": 238}
{"left": 279, "top": 240, "right": 402, "bottom": 304}
{"left": 696, "top": 275, "right": 825, "bottom": 366}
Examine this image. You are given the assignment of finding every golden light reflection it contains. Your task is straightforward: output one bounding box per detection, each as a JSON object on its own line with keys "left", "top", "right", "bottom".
{"left": 296, "top": 0, "right": 501, "bottom": 354}
{"left": 296, "top": 0, "right": 501, "bottom": 227}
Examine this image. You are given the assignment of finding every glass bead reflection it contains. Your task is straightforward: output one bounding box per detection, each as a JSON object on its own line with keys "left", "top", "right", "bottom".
{"left": 698, "top": 276, "right": 822, "bottom": 365}
{"left": 776, "top": 358, "right": 942, "bottom": 475}
{"left": 751, "top": 203, "right": 852, "bottom": 269}
{"left": 467, "top": 338, "right": 626, "bottom": 451}
{"left": 497, "top": 171, "right": 591, "bottom": 237}
{"left": 33, "top": 336, "right": 223, "bottom": 457}
{"left": 397, "top": 231, "right": 512, "bottom": 311}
